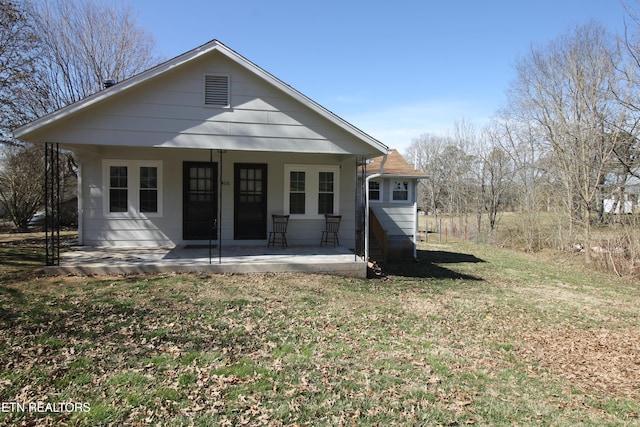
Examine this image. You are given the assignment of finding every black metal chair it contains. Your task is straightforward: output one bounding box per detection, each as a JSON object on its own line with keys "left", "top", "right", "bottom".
{"left": 268, "top": 214, "right": 289, "bottom": 248}
{"left": 320, "top": 214, "right": 341, "bottom": 247}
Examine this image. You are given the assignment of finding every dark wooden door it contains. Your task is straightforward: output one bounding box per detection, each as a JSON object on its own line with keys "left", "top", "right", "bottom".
{"left": 234, "top": 164, "right": 267, "bottom": 240}
{"left": 183, "top": 162, "right": 217, "bottom": 240}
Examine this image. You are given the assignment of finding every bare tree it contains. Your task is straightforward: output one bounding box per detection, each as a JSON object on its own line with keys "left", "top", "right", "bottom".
{"left": 492, "top": 112, "right": 552, "bottom": 251}
{"left": 0, "top": 144, "right": 44, "bottom": 229}
{"left": 406, "top": 133, "right": 452, "bottom": 215}
{"left": 1, "top": 0, "right": 159, "bottom": 230}
{"left": 24, "top": 0, "right": 160, "bottom": 115}
{"left": 610, "top": 1, "right": 640, "bottom": 211}
{"left": 507, "top": 21, "right": 624, "bottom": 261}
{"left": 0, "top": 0, "right": 39, "bottom": 142}
{"left": 478, "top": 125, "right": 514, "bottom": 238}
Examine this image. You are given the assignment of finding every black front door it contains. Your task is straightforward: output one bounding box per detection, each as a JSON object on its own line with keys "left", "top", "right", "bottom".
{"left": 234, "top": 163, "right": 267, "bottom": 240}
{"left": 183, "top": 162, "right": 218, "bottom": 240}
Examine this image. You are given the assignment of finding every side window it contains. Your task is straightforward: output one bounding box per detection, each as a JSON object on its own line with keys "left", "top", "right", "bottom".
{"left": 392, "top": 181, "right": 409, "bottom": 201}
{"left": 369, "top": 180, "right": 380, "bottom": 201}
{"left": 139, "top": 166, "right": 158, "bottom": 213}
{"left": 284, "top": 165, "right": 339, "bottom": 216}
{"left": 318, "top": 172, "right": 334, "bottom": 214}
{"left": 109, "top": 166, "right": 128, "bottom": 213}
{"left": 289, "top": 171, "right": 306, "bottom": 214}
{"left": 104, "top": 160, "right": 163, "bottom": 217}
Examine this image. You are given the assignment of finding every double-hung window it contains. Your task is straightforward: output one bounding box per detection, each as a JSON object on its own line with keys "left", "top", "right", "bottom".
{"left": 392, "top": 180, "right": 409, "bottom": 202}
{"left": 284, "top": 165, "right": 339, "bottom": 217}
{"left": 139, "top": 166, "right": 159, "bottom": 213}
{"left": 289, "top": 171, "right": 306, "bottom": 214}
{"left": 368, "top": 180, "right": 381, "bottom": 202}
{"left": 104, "top": 160, "right": 163, "bottom": 217}
{"left": 109, "top": 166, "right": 128, "bottom": 212}
{"left": 318, "top": 172, "right": 334, "bottom": 214}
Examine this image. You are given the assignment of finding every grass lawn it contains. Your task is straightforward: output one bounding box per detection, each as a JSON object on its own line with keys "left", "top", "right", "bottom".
{"left": 1, "top": 233, "right": 639, "bottom": 426}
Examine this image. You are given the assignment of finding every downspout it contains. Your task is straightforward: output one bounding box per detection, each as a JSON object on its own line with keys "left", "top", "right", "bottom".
{"left": 364, "top": 152, "right": 388, "bottom": 262}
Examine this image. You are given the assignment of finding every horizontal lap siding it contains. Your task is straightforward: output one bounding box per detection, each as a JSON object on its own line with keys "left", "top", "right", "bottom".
{"left": 371, "top": 205, "right": 416, "bottom": 236}
{"left": 80, "top": 148, "right": 357, "bottom": 247}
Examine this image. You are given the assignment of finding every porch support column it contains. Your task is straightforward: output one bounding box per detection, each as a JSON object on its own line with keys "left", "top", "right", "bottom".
{"left": 44, "top": 142, "right": 61, "bottom": 266}
{"left": 364, "top": 153, "right": 387, "bottom": 263}
{"left": 354, "top": 156, "right": 358, "bottom": 262}
{"left": 355, "top": 155, "right": 366, "bottom": 262}
{"left": 208, "top": 149, "right": 214, "bottom": 264}
{"left": 218, "top": 149, "right": 225, "bottom": 264}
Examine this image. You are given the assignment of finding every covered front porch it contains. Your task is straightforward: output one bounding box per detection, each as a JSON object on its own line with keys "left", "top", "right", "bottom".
{"left": 47, "top": 244, "right": 366, "bottom": 277}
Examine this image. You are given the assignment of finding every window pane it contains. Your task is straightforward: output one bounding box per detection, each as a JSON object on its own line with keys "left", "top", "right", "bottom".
{"left": 318, "top": 193, "right": 334, "bottom": 215}
{"left": 109, "top": 189, "right": 128, "bottom": 212}
{"left": 290, "top": 171, "right": 305, "bottom": 192}
{"left": 369, "top": 181, "right": 380, "bottom": 200}
{"left": 319, "top": 172, "right": 333, "bottom": 192}
{"left": 290, "top": 193, "right": 305, "bottom": 214}
{"left": 109, "top": 166, "right": 127, "bottom": 212}
{"left": 139, "top": 166, "right": 158, "bottom": 213}
{"left": 393, "top": 181, "right": 408, "bottom": 201}
{"left": 392, "top": 191, "right": 408, "bottom": 200}
{"left": 318, "top": 171, "right": 334, "bottom": 214}
{"left": 140, "top": 167, "right": 157, "bottom": 189}
{"left": 110, "top": 166, "right": 127, "bottom": 188}
{"left": 140, "top": 190, "right": 158, "bottom": 212}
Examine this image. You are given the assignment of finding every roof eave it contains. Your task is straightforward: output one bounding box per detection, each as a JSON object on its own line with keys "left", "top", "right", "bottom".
{"left": 368, "top": 173, "right": 428, "bottom": 179}
{"left": 14, "top": 39, "right": 388, "bottom": 155}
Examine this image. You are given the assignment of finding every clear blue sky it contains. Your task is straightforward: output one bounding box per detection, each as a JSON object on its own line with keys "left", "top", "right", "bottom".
{"left": 129, "top": 0, "right": 628, "bottom": 152}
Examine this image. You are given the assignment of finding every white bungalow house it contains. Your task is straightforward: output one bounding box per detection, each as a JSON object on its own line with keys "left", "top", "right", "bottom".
{"left": 13, "top": 40, "right": 390, "bottom": 275}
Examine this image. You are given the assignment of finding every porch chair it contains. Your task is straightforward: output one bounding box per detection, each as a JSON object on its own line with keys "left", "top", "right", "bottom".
{"left": 268, "top": 214, "right": 289, "bottom": 248}
{"left": 320, "top": 214, "right": 341, "bottom": 247}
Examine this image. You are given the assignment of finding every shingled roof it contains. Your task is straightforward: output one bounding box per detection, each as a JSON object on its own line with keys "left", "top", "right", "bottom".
{"left": 364, "top": 149, "right": 427, "bottom": 177}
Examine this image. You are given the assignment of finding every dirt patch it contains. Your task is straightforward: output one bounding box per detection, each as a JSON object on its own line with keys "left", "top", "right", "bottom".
{"left": 519, "top": 326, "right": 640, "bottom": 400}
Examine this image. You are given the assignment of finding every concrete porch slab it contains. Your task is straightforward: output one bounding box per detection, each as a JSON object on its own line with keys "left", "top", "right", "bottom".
{"left": 46, "top": 245, "right": 367, "bottom": 277}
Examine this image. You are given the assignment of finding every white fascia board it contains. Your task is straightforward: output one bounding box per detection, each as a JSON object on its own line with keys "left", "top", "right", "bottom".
{"left": 370, "top": 174, "right": 429, "bottom": 179}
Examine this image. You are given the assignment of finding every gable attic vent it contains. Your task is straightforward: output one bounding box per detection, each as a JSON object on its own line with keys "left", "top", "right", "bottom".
{"left": 204, "top": 75, "right": 230, "bottom": 107}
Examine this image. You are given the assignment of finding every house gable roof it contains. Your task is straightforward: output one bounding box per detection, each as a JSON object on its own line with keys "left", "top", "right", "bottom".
{"left": 364, "top": 149, "right": 427, "bottom": 178}
{"left": 13, "top": 39, "right": 388, "bottom": 155}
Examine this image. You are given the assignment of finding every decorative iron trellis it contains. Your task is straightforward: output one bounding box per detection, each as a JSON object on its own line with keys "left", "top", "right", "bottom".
{"left": 44, "top": 142, "right": 61, "bottom": 266}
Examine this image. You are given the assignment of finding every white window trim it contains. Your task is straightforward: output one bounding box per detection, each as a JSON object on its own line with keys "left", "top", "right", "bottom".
{"left": 103, "top": 160, "right": 163, "bottom": 218}
{"left": 284, "top": 164, "right": 340, "bottom": 218}
{"left": 390, "top": 179, "right": 411, "bottom": 203}
{"left": 203, "top": 74, "right": 231, "bottom": 108}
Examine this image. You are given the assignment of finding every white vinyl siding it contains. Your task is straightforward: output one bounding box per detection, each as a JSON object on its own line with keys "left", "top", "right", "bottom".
{"left": 203, "top": 74, "right": 230, "bottom": 107}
